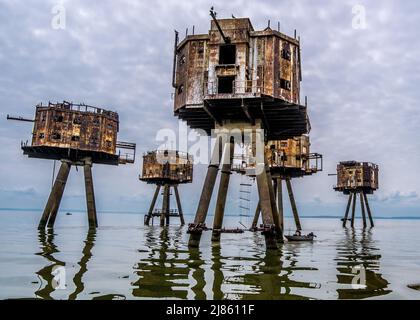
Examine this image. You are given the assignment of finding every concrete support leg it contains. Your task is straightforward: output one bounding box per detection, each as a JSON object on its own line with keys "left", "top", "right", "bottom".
{"left": 188, "top": 137, "right": 223, "bottom": 248}
{"left": 360, "top": 192, "right": 367, "bottom": 228}
{"left": 256, "top": 163, "right": 278, "bottom": 250}
{"left": 161, "top": 184, "right": 170, "bottom": 227}
{"left": 39, "top": 161, "right": 71, "bottom": 229}
{"left": 145, "top": 185, "right": 161, "bottom": 226}
{"left": 83, "top": 160, "right": 97, "bottom": 229}
{"left": 342, "top": 193, "right": 353, "bottom": 228}
{"left": 276, "top": 178, "right": 284, "bottom": 231}
{"left": 174, "top": 185, "right": 185, "bottom": 226}
{"left": 351, "top": 192, "right": 357, "bottom": 228}
{"left": 266, "top": 171, "right": 282, "bottom": 239}
{"left": 251, "top": 202, "right": 261, "bottom": 230}
{"left": 212, "top": 138, "right": 235, "bottom": 242}
{"left": 363, "top": 192, "right": 375, "bottom": 228}
{"left": 285, "top": 178, "right": 302, "bottom": 232}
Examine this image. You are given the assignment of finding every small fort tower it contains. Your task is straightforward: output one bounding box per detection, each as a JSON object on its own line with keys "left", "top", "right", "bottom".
{"left": 140, "top": 150, "right": 193, "bottom": 226}
{"left": 172, "top": 8, "right": 311, "bottom": 250}
{"left": 245, "top": 135, "right": 322, "bottom": 233}
{"left": 8, "top": 101, "right": 136, "bottom": 229}
{"left": 333, "top": 161, "right": 378, "bottom": 228}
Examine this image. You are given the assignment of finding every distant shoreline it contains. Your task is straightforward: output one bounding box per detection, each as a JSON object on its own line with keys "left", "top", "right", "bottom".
{"left": 1, "top": 208, "right": 420, "bottom": 220}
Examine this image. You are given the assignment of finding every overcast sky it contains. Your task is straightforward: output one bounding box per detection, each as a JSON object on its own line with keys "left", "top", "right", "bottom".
{"left": 1, "top": 0, "right": 420, "bottom": 219}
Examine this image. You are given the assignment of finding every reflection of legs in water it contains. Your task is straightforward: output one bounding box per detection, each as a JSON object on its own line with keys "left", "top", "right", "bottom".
{"left": 68, "top": 229, "right": 97, "bottom": 300}
{"left": 336, "top": 227, "right": 390, "bottom": 299}
{"left": 211, "top": 245, "right": 224, "bottom": 300}
{"left": 35, "top": 229, "right": 65, "bottom": 300}
{"left": 188, "top": 248, "right": 206, "bottom": 300}
{"left": 132, "top": 227, "right": 190, "bottom": 299}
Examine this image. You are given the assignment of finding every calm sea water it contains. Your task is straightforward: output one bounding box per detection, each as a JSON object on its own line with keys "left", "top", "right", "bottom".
{"left": 0, "top": 210, "right": 419, "bottom": 300}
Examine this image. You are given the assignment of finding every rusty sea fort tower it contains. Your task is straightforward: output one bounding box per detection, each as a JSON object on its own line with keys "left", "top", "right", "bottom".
{"left": 171, "top": 9, "right": 319, "bottom": 249}
{"left": 334, "top": 161, "right": 378, "bottom": 228}
{"left": 140, "top": 150, "right": 193, "bottom": 226}
{"left": 8, "top": 101, "right": 136, "bottom": 229}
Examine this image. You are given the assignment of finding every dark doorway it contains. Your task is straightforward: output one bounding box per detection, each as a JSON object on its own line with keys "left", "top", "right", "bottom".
{"left": 218, "top": 76, "right": 235, "bottom": 94}
{"left": 219, "top": 44, "right": 236, "bottom": 65}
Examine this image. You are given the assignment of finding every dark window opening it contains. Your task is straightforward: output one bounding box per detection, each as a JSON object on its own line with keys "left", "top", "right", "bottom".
{"left": 281, "top": 155, "right": 288, "bottom": 162}
{"left": 281, "top": 43, "right": 291, "bottom": 61}
{"left": 178, "top": 84, "right": 184, "bottom": 95}
{"left": 54, "top": 115, "right": 64, "bottom": 122}
{"left": 219, "top": 44, "right": 236, "bottom": 65}
{"left": 71, "top": 135, "right": 80, "bottom": 142}
{"left": 280, "top": 78, "right": 291, "bottom": 90}
{"left": 38, "top": 133, "right": 45, "bottom": 139}
{"left": 93, "top": 118, "right": 100, "bottom": 125}
{"left": 180, "top": 55, "right": 186, "bottom": 65}
{"left": 51, "top": 132, "right": 61, "bottom": 140}
{"left": 281, "top": 48, "right": 291, "bottom": 61}
{"left": 73, "top": 117, "right": 82, "bottom": 125}
{"left": 218, "top": 76, "right": 235, "bottom": 94}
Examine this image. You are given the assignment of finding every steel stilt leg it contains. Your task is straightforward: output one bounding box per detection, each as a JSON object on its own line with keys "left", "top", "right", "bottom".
{"left": 212, "top": 138, "right": 235, "bottom": 242}
{"left": 286, "top": 178, "right": 302, "bottom": 232}
{"left": 145, "top": 185, "right": 161, "bottom": 226}
{"left": 360, "top": 192, "right": 367, "bottom": 228}
{"left": 363, "top": 192, "right": 375, "bottom": 228}
{"left": 251, "top": 202, "right": 261, "bottom": 230}
{"left": 83, "top": 159, "right": 97, "bottom": 229}
{"left": 161, "top": 184, "right": 170, "bottom": 227}
{"left": 188, "top": 137, "right": 223, "bottom": 248}
{"left": 343, "top": 193, "right": 353, "bottom": 228}
{"left": 351, "top": 191, "right": 357, "bottom": 228}
{"left": 40, "top": 161, "right": 71, "bottom": 229}
{"left": 276, "top": 178, "right": 284, "bottom": 231}
{"left": 174, "top": 185, "right": 185, "bottom": 226}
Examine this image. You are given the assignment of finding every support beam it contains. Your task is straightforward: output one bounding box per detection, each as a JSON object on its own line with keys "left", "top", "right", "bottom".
{"left": 276, "top": 178, "right": 284, "bottom": 231}
{"left": 363, "top": 192, "right": 375, "bottom": 228}
{"left": 266, "top": 170, "right": 283, "bottom": 239}
{"left": 251, "top": 202, "right": 261, "bottom": 230}
{"left": 342, "top": 193, "right": 353, "bottom": 228}
{"left": 360, "top": 192, "right": 367, "bottom": 228}
{"left": 212, "top": 138, "right": 235, "bottom": 242}
{"left": 188, "top": 137, "right": 223, "bottom": 248}
{"left": 351, "top": 191, "right": 357, "bottom": 228}
{"left": 256, "top": 162, "right": 278, "bottom": 250}
{"left": 145, "top": 185, "right": 161, "bottom": 225}
{"left": 285, "top": 178, "right": 302, "bottom": 232}
{"left": 173, "top": 185, "right": 185, "bottom": 226}
{"left": 83, "top": 159, "right": 97, "bottom": 229}
{"left": 39, "top": 161, "right": 71, "bottom": 229}
{"left": 161, "top": 184, "right": 170, "bottom": 227}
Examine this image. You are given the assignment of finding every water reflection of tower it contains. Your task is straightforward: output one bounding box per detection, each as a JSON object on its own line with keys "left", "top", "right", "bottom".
{"left": 35, "top": 229, "right": 66, "bottom": 299}
{"left": 335, "top": 228, "right": 391, "bottom": 299}
{"left": 132, "top": 228, "right": 206, "bottom": 299}
{"left": 210, "top": 244, "right": 319, "bottom": 300}
{"left": 35, "top": 229, "right": 97, "bottom": 300}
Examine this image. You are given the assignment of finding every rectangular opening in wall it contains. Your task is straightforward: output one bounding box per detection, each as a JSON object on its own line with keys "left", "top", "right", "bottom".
{"left": 218, "top": 76, "right": 235, "bottom": 94}
{"left": 280, "top": 78, "right": 291, "bottom": 90}
{"left": 219, "top": 44, "right": 236, "bottom": 65}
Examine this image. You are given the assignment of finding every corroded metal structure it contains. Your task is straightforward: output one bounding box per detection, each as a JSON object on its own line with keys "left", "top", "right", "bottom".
{"left": 9, "top": 101, "right": 136, "bottom": 229}
{"left": 334, "top": 161, "right": 378, "bottom": 228}
{"left": 172, "top": 9, "right": 311, "bottom": 250}
{"left": 140, "top": 150, "right": 193, "bottom": 226}
{"left": 233, "top": 135, "right": 322, "bottom": 233}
